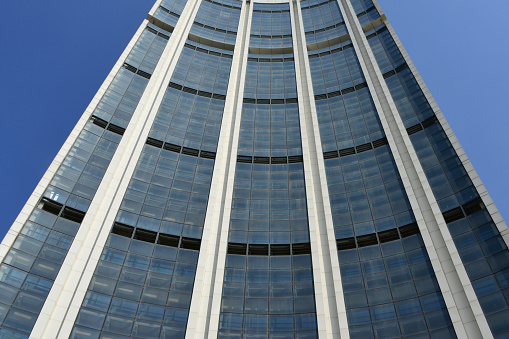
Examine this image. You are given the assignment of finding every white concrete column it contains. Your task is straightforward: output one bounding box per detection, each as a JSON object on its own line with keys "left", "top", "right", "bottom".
{"left": 31, "top": 0, "right": 209, "bottom": 336}
{"left": 338, "top": 0, "right": 489, "bottom": 337}
{"left": 290, "top": 0, "right": 348, "bottom": 338}
{"left": 186, "top": 1, "right": 252, "bottom": 337}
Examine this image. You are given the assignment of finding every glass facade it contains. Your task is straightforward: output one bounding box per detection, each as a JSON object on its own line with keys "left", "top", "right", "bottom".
{"left": 1, "top": 0, "right": 508, "bottom": 338}
{"left": 250, "top": 3, "right": 292, "bottom": 49}
{"left": 218, "top": 4, "right": 318, "bottom": 337}
{"left": 190, "top": 0, "right": 242, "bottom": 45}
{"left": 153, "top": 0, "right": 189, "bottom": 30}
{"left": 304, "top": 5, "right": 456, "bottom": 337}
{"left": 301, "top": 0, "right": 346, "bottom": 45}
{"left": 70, "top": 30, "right": 235, "bottom": 338}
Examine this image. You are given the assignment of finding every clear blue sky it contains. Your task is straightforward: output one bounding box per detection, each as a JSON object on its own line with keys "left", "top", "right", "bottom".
{"left": 0, "top": 0, "right": 507, "bottom": 241}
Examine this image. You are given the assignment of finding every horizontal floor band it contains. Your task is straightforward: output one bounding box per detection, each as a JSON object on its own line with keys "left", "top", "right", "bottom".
{"left": 122, "top": 62, "right": 152, "bottom": 79}
{"left": 38, "top": 197, "right": 86, "bottom": 224}
{"left": 236, "top": 154, "right": 303, "bottom": 164}
{"left": 227, "top": 242, "right": 311, "bottom": 256}
{"left": 443, "top": 198, "right": 485, "bottom": 224}
{"left": 314, "top": 82, "right": 368, "bottom": 100}
{"left": 145, "top": 137, "right": 216, "bottom": 159}
{"left": 336, "top": 222, "right": 419, "bottom": 251}
{"left": 242, "top": 98, "right": 298, "bottom": 104}
{"left": 90, "top": 116, "right": 126, "bottom": 136}
{"left": 382, "top": 62, "right": 409, "bottom": 79}
{"left": 323, "top": 137, "right": 388, "bottom": 159}
{"left": 168, "top": 82, "right": 227, "bottom": 100}
{"left": 406, "top": 115, "right": 438, "bottom": 135}
{"left": 112, "top": 222, "right": 201, "bottom": 251}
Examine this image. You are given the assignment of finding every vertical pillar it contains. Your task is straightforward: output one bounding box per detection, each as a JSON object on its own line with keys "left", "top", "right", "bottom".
{"left": 186, "top": 0, "right": 252, "bottom": 337}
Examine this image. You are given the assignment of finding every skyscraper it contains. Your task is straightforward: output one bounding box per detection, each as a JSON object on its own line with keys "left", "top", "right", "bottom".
{"left": 0, "top": 0, "right": 508, "bottom": 338}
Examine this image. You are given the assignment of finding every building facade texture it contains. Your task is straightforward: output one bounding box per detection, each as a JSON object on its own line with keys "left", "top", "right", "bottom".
{"left": 0, "top": 0, "right": 508, "bottom": 338}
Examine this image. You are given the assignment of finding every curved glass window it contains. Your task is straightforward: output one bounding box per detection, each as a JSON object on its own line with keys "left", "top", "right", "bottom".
{"left": 301, "top": 0, "right": 347, "bottom": 45}
{"left": 350, "top": 0, "right": 380, "bottom": 26}
{"left": 0, "top": 25, "right": 170, "bottom": 339}
{"left": 250, "top": 3, "right": 292, "bottom": 49}
{"left": 190, "top": 0, "right": 241, "bottom": 45}
{"left": 219, "top": 10, "right": 318, "bottom": 336}
{"left": 245, "top": 54, "right": 297, "bottom": 101}
{"left": 70, "top": 224, "right": 199, "bottom": 339}
{"left": 149, "top": 41, "right": 233, "bottom": 152}
{"left": 153, "top": 0, "right": 189, "bottom": 29}
{"left": 340, "top": 231, "right": 456, "bottom": 338}
{"left": 308, "top": 41, "right": 366, "bottom": 97}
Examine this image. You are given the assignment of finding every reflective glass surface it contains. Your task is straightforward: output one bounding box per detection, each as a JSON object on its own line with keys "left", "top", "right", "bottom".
{"left": 70, "top": 231, "right": 198, "bottom": 339}
{"left": 301, "top": 0, "right": 347, "bottom": 45}
{"left": 149, "top": 41, "right": 233, "bottom": 152}
{"left": 153, "top": 0, "right": 189, "bottom": 29}
{"left": 244, "top": 54, "right": 297, "bottom": 101}
{"left": 250, "top": 3, "right": 292, "bottom": 49}
{"left": 308, "top": 41, "right": 366, "bottom": 96}
{"left": 350, "top": 0, "right": 380, "bottom": 26}
{"left": 190, "top": 0, "right": 242, "bottom": 45}
{"left": 219, "top": 8, "right": 318, "bottom": 337}
{"left": 340, "top": 234, "right": 456, "bottom": 338}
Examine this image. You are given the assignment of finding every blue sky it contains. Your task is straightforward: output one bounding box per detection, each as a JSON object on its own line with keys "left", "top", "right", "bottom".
{"left": 0, "top": 0, "right": 507, "bottom": 241}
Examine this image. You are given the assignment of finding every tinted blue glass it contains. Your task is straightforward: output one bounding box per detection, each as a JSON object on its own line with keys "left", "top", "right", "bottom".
{"left": 71, "top": 31, "right": 235, "bottom": 338}
{"left": 250, "top": 3, "right": 292, "bottom": 49}
{"left": 219, "top": 8, "right": 318, "bottom": 336}
{"left": 304, "top": 18, "right": 456, "bottom": 337}
{"left": 219, "top": 253, "right": 318, "bottom": 338}
{"left": 153, "top": 0, "right": 189, "bottom": 29}
{"left": 149, "top": 41, "right": 232, "bottom": 152}
{"left": 71, "top": 233, "right": 196, "bottom": 339}
{"left": 350, "top": 0, "right": 380, "bottom": 26}
{"left": 324, "top": 146, "right": 416, "bottom": 239}
{"left": 308, "top": 42, "right": 365, "bottom": 95}
{"left": 244, "top": 55, "right": 297, "bottom": 100}
{"left": 341, "top": 236, "right": 456, "bottom": 338}
{"left": 190, "top": 0, "right": 241, "bottom": 45}
{"left": 301, "top": 0, "right": 347, "bottom": 45}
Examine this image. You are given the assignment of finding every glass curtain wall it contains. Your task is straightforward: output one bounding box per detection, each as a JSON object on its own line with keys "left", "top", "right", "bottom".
{"left": 190, "top": 0, "right": 242, "bottom": 45}
{"left": 218, "top": 3, "right": 319, "bottom": 338}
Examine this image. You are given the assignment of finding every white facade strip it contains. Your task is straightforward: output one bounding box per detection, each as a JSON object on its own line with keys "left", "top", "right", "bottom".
{"left": 291, "top": 0, "right": 346, "bottom": 337}
{"left": 185, "top": 0, "right": 252, "bottom": 337}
